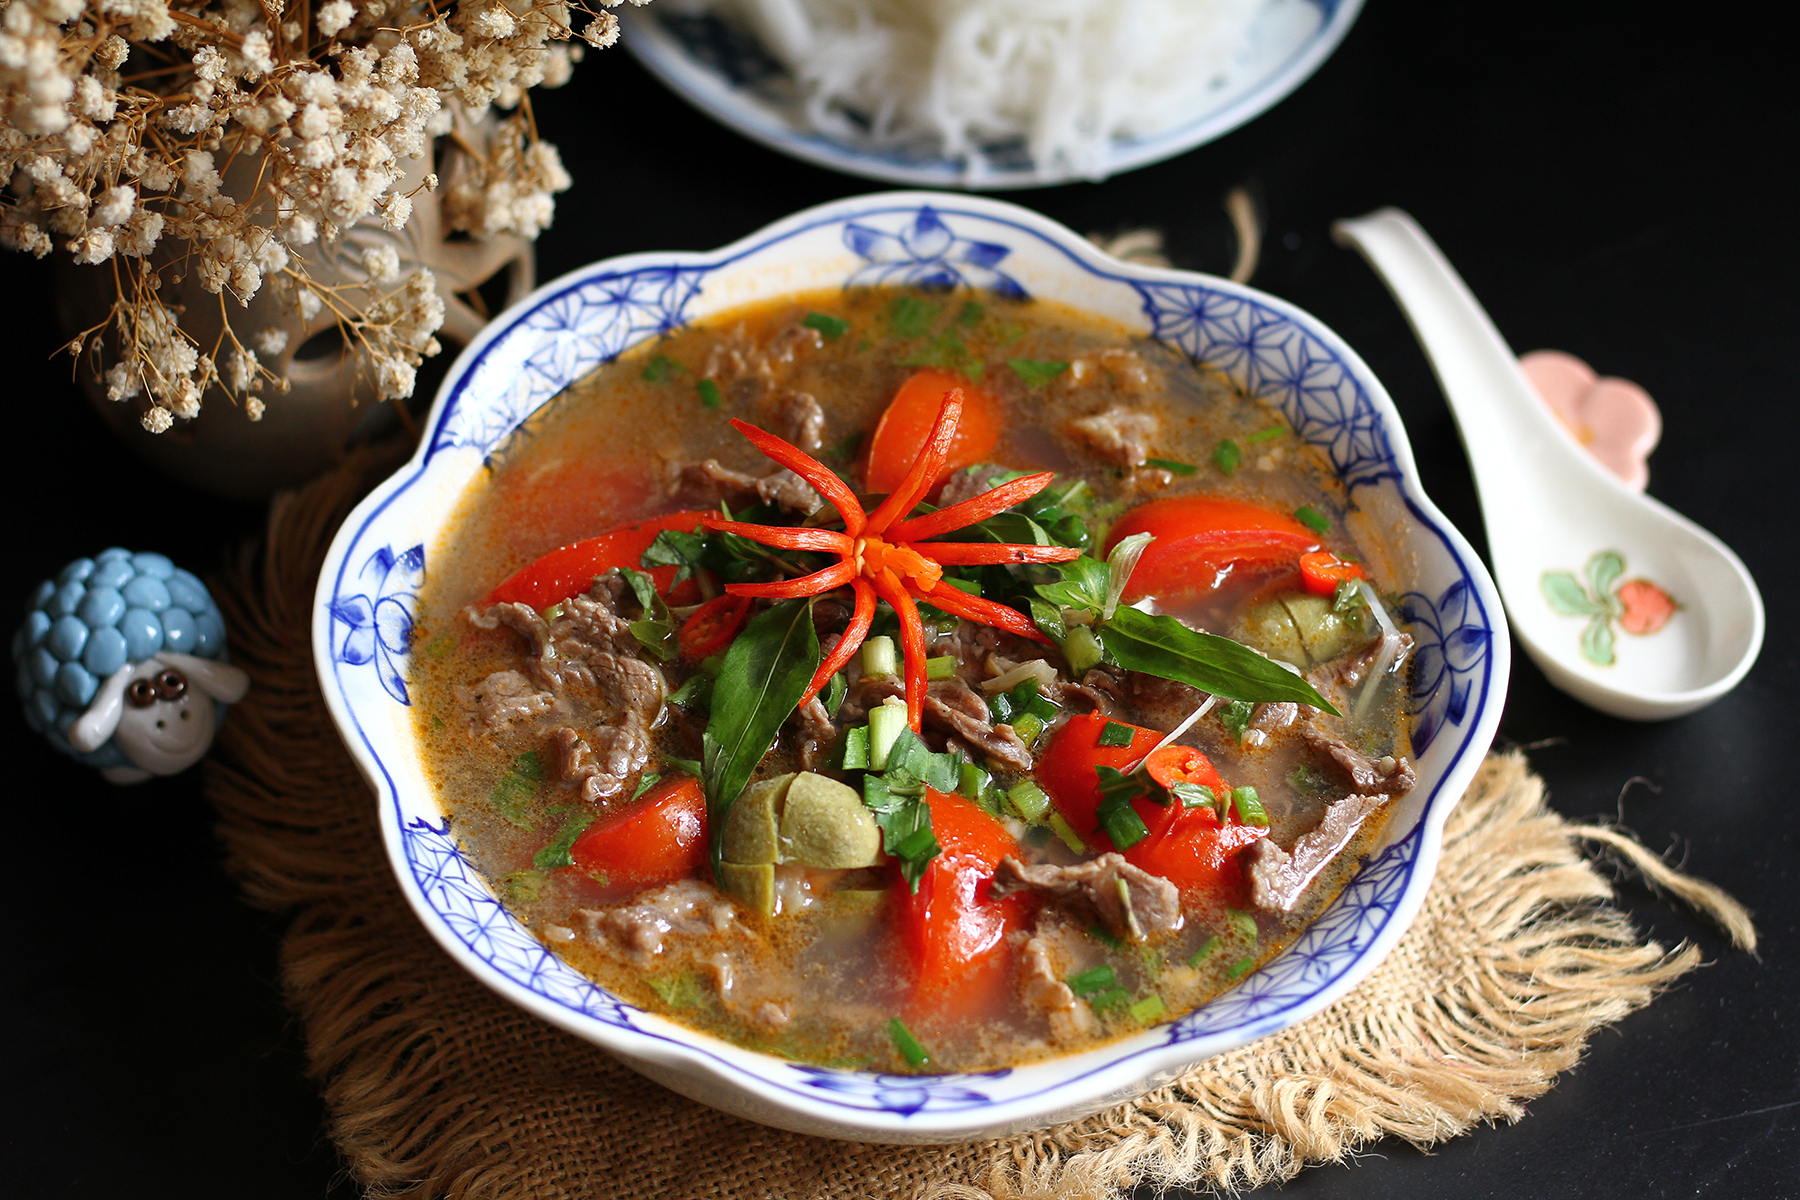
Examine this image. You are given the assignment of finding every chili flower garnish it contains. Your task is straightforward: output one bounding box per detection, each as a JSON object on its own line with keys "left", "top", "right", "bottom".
{"left": 703, "top": 388, "right": 1082, "bottom": 732}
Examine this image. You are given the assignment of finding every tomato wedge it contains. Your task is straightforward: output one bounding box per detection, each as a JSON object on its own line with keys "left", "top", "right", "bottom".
{"left": 1034, "top": 713, "right": 1166, "bottom": 849}
{"left": 1126, "top": 811, "right": 1266, "bottom": 905}
{"left": 678, "top": 594, "right": 751, "bottom": 659}
{"left": 865, "top": 369, "right": 1002, "bottom": 494}
{"left": 568, "top": 776, "right": 707, "bottom": 887}
{"left": 1104, "top": 497, "right": 1318, "bottom": 603}
{"left": 486, "top": 509, "right": 713, "bottom": 610}
{"left": 896, "top": 787, "right": 1031, "bottom": 1021}
{"left": 1298, "top": 550, "right": 1368, "bottom": 596}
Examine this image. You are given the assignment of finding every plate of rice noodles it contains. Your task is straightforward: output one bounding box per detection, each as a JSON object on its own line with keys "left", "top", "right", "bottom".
{"left": 621, "top": 0, "right": 1364, "bottom": 189}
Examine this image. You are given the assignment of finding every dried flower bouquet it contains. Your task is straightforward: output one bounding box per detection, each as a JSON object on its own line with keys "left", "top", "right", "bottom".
{"left": 0, "top": 0, "right": 642, "bottom": 432}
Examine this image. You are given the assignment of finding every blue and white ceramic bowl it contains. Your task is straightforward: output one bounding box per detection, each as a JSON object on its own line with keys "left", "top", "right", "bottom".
{"left": 314, "top": 193, "right": 1508, "bottom": 1143}
{"left": 621, "top": 1, "right": 1365, "bottom": 189}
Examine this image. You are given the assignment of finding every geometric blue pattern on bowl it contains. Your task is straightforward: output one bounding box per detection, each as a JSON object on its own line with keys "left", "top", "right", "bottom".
{"left": 316, "top": 192, "right": 1507, "bottom": 1140}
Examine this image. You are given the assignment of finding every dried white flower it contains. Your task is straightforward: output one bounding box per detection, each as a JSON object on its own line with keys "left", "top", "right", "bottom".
{"left": 92, "top": 185, "right": 135, "bottom": 227}
{"left": 104, "top": 362, "right": 140, "bottom": 402}
{"left": 254, "top": 327, "right": 289, "bottom": 357}
{"left": 362, "top": 243, "right": 400, "bottom": 281}
{"left": 241, "top": 31, "right": 274, "bottom": 75}
{"left": 141, "top": 405, "right": 173, "bottom": 433}
{"left": 316, "top": 0, "right": 353, "bottom": 38}
{"left": 245, "top": 396, "right": 265, "bottom": 420}
{"left": 297, "top": 288, "right": 322, "bottom": 321}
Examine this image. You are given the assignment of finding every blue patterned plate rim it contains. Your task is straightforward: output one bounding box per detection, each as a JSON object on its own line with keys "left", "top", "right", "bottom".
{"left": 312, "top": 191, "right": 1508, "bottom": 1139}
{"left": 619, "top": 0, "right": 1366, "bottom": 190}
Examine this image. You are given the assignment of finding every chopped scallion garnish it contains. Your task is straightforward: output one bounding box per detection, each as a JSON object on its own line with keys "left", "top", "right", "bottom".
{"left": 1005, "top": 780, "right": 1051, "bottom": 823}
{"left": 1089, "top": 986, "right": 1131, "bottom": 1013}
{"left": 868, "top": 704, "right": 907, "bottom": 771}
{"left": 1294, "top": 504, "right": 1330, "bottom": 535}
{"left": 1213, "top": 438, "right": 1242, "bottom": 475}
{"left": 1007, "top": 358, "right": 1070, "bottom": 386}
{"left": 1228, "top": 909, "right": 1259, "bottom": 942}
{"left": 1144, "top": 458, "right": 1198, "bottom": 476}
{"left": 1067, "top": 964, "right": 1117, "bottom": 997}
{"left": 1189, "top": 935, "right": 1221, "bottom": 967}
{"left": 860, "top": 634, "right": 898, "bottom": 678}
{"left": 1010, "top": 711, "right": 1046, "bottom": 748}
{"left": 696, "top": 378, "right": 722, "bottom": 409}
{"left": 1231, "top": 786, "right": 1269, "bottom": 827}
{"left": 1226, "top": 957, "right": 1257, "bottom": 980}
{"left": 887, "top": 1017, "right": 931, "bottom": 1067}
{"left": 1128, "top": 994, "right": 1167, "bottom": 1023}
{"left": 1048, "top": 811, "right": 1087, "bottom": 853}
{"left": 802, "top": 311, "right": 850, "bottom": 341}
{"left": 924, "top": 654, "right": 957, "bottom": 681}
{"left": 1247, "top": 426, "right": 1285, "bottom": 444}
{"left": 839, "top": 724, "right": 871, "bottom": 771}
{"left": 1098, "top": 720, "right": 1136, "bottom": 748}
{"left": 1088, "top": 924, "right": 1126, "bottom": 951}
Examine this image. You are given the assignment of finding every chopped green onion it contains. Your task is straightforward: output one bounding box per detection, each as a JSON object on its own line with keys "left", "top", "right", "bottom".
{"left": 957, "top": 300, "right": 985, "bottom": 327}
{"left": 924, "top": 654, "right": 957, "bottom": 681}
{"left": 887, "top": 1017, "right": 931, "bottom": 1067}
{"left": 1048, "top": 811, "right": 1087, "bottom": 853}
{"left": 1231, "top": 786, "right": 1269, "bottom": 827}
{"left": 1294, "top": 505, "right": 1330, "bottom": 535}
{"left": 1067, "top": 965, "right": 1117, "bottom": 997}
{"left": 1097, "top": 791, "right": 1150, "bottom": 851}
{"left": 1226, "top": 957, "right": 1257, "bottom": 980}
{"left": 840, "top": 724, "right": 871, "bottom": 771}
{"left": 1010, "top": 711, "right": 1045, "bottom": 748}
{"left": 1007, "top": 358, "right": 1070, "bottom": 385}
{"left": 1228, "top": 908, "right": 1259, "bottom": 942}
{"left": 868, "top": 704, "right": 907, "bottom": 771}
{"left": 1098, "top": 720, "right": 1136, "bottom": 748}
{"left": 894, "top": 825, "right": 938, "bottom": 862}
{"left": 532, "top": 808, "right": 596, "bottom": 870}
{"left": 1144, "top": 458, "right": 1198, "bottom": 476}
{"left": 1213, "top": 439, "right": 1242, "bottom": 475}
{"left": 861, "top": 634, "right": 899, "bottom": 678}
{"left": 802, "top": 311, "right": 850, "bottom": 341}
{"left": 1006, "top": 780, "right": 1051, "bottom": 822}
{"left": 641, "top": 355, "right": 684, "bottom": 382}
{"left": 1062, "top": 625, "right": 1104, "bottom": 673}
{"left": 1088, "top": 987, "right": 1131, "bottom": 1013}
{"left": 1247, "top": 426, "right": 1285, "bottom": 444}
{"left": 1088, "top": 923, "right": 1126, "bottom": 951}
{"left": 1189, "top": 935, "right": 1221, "bottom": 967}
{"left": 630, "top": 772, "right": 663, "bottom": 801}
{"left": 958, "top": 760, "right": 991, "bottom": 804}
{"left": 540, "top": 603, "right": 564, "bottom": 622}
{"left": 696, "top": 378, "right": 723, "bottom": 409}
{"left": 1128, "top": 994, "right": 1167, "bottom": 1023}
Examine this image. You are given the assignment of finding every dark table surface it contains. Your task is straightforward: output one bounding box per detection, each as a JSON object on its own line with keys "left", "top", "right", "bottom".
{"left": 6, "top": 1, "right": 1796, "bottom": 1195}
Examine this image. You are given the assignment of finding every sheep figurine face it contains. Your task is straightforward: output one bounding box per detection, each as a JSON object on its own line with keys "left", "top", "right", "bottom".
{"left": 70, "top": 652, "right": 250, "bottom": 783}
{"left": 14, "top": 549, "right": 249, "bottom": 785}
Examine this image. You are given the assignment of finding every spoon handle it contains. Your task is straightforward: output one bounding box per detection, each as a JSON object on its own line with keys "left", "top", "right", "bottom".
{"left": 1330, "top": 209, "right": 1575, "bottom": 516}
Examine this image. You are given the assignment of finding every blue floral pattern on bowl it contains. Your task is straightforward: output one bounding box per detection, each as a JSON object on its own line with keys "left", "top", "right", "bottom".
{"left": 316, "top": 193, "right": 1507, "bottom": 1141}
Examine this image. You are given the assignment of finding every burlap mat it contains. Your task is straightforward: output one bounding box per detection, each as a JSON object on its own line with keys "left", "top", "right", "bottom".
{"left": 204, "top": 450, "right": 1720, "bottom": 1198}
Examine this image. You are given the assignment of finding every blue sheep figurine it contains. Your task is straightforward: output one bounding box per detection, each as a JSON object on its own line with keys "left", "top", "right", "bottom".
{"left": 13, "top": 549, "right": 249, "bottom": 784}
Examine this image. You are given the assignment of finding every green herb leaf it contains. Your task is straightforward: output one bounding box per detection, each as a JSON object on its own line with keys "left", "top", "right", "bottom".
{"left": 884, "top": 728, "right": 963, "bottom": 793}
{"left": 888, "top": 294, "right": 941, "bottom": 338}
{"left": 1220, "top": 699, "right": 1253, "bottom": 742}
{"left": 1189, "top": 935, "right": 1221, "bottom": 967}
{"left": 1006, "top": 358, "right": 1069, "bottom": 385}
{"left": 702, "top": 598, "right": 821, "bottom": 869}
{"left": 1035, "top": 554, "right": 1111, "bottom": 614}
{"left": 887, "top": 1017, "right": 931, "bottom": 1067}
{"left": 1332, "top": 577, "right": 1366, "bottom": 613}
{"left": 666, "top": 672, "right": 712, "bottom": 710}
{"left": 1089, "top": 986, "right": 1131, "bottom": 1013}
{"left": 1098, "top": 720, "right": 1136, "bottom": 748}
{"left": 664, "top": 755, "right": 702, "bottom": 776}
{"left": 642, "top": 354, "right": 685, "bottom": 383}
{"left": 1212, "top": 438, "right": 1242, "bottom": 474}
{"left": 822, "top": 671, "right": 848, "bottom": 718}
{"left": 532, "top": 807, "right": 595, "bottom": 870}
{"left": 825, "top": 430, "right": 864, "bottom": 463}
{"left": 489, "top": 751, "right": 543, "bottom": 828}
{"left": 1101, "top": 606, "right": 1338, "bottom": 712}
{"left": 631, "top": 772, "right": 663, "bottom": 802}
{"left": 1144, "top": 458, "right": 1198, "bottom": 476}
{"left": 957, "top": 300, "right": 985, "bottom": 327}
{"left": 1541, "top": 570, "right": 1605, "bottom": 616}
{"left": 1128, "top": 994, "right": 1166, "bottom": 1023}
{"left": 647, "top": 973, "right": 705, "bottom": 1008}
{"left": 1087, "top": 923, "right": 1126, "bottom": 951}
{"left": 802, "top": 311, "right": 850, "bottom": 341}
{"left": 1247, "top": 426, "right": 1285, "bottom": 444}
{"left": 1294, "top": 505, "right": 1331, "bottom": 536}
{"left": 1170, "top": 782, "right": 1215, "bottom": 808}
{"left": 898, "top": 332, "right": 983, "bottom": 380}
{"left": 1028, "top": 598, "right": 1068, "bottom": 644}
{"left": 696, "top": 378, "right": 723, "bottom": 409}
{"left": 620, "top": 566, "right": 676, "bottom": 661}
{"left": 1228, "top": 908, "right": 1259, "bottom": 942}
{"left": 641, "top": 528, "right": 708, "bottom": 589}
{"left": 502, "top": 869, "right": 546, "bottom": 905}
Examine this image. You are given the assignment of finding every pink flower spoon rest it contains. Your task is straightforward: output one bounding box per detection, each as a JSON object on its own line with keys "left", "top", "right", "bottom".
{"left": 1333, "top": 209, "right": 1763, "bottom": 720}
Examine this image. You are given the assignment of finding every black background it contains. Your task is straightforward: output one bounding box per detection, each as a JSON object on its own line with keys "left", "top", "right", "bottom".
{"left": 5, "top": 1, "right": 1796, "bottom": 1195}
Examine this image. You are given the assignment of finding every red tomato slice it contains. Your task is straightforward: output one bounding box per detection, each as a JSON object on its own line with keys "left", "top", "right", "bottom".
{"left": 678, "top": 594, "right": 751, "bottom": 659}
{"left": 865, "top": 369, "right": 1002, "bottom": 495}
{"left": 568, "top": 776, "right": 707, "bottom": 887}
{"left": 1298, "top": 550, "right": 1368, "bottom": 596}
{"left": 896, "top": 787, "right": 1031, "bottom": 1021}
{"left": 1034, "top": 713, "right": 1170, "bottom": 850}
{"left": 486, "top": 509, "right": 714, "bottom": 610}
{"left": 1126, "top": 815, "right": 1266, "bottom": 905}
{"left": 1104, "top": 497, "right": 1319, "bottom": 603}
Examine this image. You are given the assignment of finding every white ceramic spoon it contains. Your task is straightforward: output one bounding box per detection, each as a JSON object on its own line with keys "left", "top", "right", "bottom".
{"left": 1332, "top": 208, "right": 1763, "bottom": 720}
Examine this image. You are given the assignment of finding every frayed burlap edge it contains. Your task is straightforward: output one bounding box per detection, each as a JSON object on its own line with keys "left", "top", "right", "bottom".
{"left": 204, "top": 451, "right": 1715, "bottom": 1200}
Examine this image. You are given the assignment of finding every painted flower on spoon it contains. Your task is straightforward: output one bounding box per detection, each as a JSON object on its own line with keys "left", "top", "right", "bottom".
{"left": 702, "top": 387, "right": 1082, "bottom": 731}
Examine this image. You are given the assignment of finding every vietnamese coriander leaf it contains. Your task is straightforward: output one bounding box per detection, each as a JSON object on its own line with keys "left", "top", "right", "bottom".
{"left": 1036, "top": 553, "right": 1111, "bottom": 613}
{"left": 1101, "top": 605, "right": 1338, "bottom": 713}
{"left": 641, "top": 528, "right": 708, "bottom": 588}
{"left": 702, "top": 597, "right": 821, "bottom": 869}
{"left": 532, "top": 807, "right": 595, "bottom": 870}
{"left": 1102, "top": 534, "right": 1152, "bottom": 620}
{"left": 859, "top": 728, "right": 958, "bottom": 892}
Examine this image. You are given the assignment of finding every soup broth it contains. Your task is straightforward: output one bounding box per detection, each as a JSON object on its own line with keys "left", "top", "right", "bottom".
{"left": 410, "top": 288, "right": 1416, "bottom": 1072}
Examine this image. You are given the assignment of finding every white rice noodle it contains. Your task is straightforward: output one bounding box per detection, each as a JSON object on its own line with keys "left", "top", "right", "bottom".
{"left": 1353, "top": 579, "right": 1401, "bottom": 721}
{"left": 685, "top": 0, "right": 1316, "bottom": 181}
{"left": 1132, "top": 693, "right": 1219, "bottom": 770}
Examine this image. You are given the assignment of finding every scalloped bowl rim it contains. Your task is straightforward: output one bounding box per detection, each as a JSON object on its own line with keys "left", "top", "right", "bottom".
{"left": 312, "top": 192, "right": 1509, "bottom": 1143}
